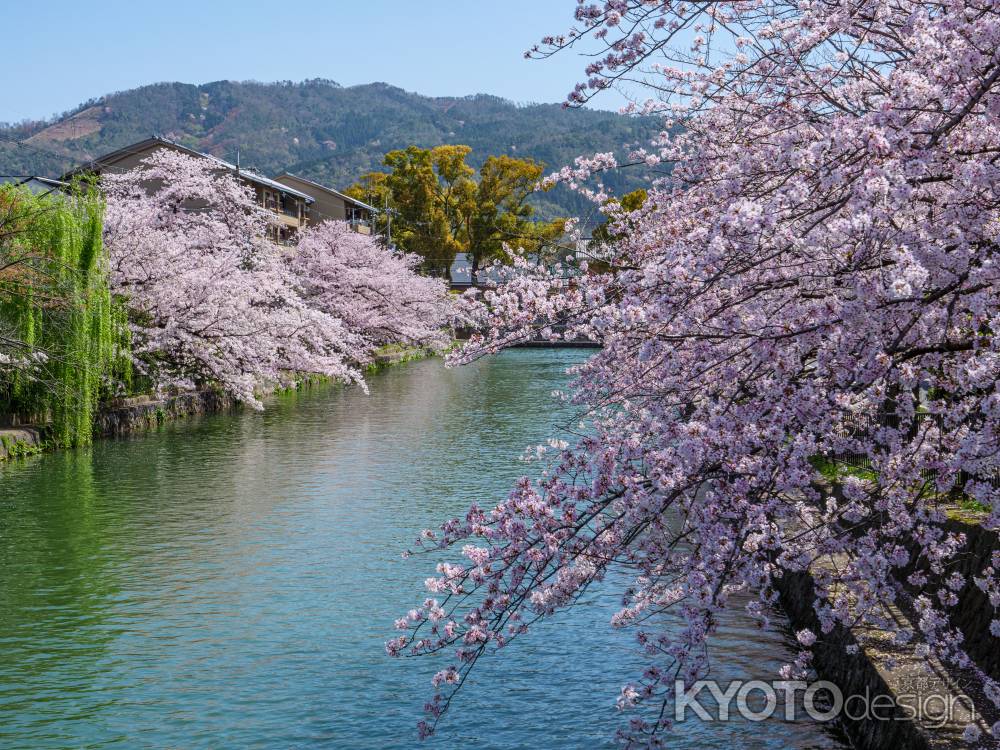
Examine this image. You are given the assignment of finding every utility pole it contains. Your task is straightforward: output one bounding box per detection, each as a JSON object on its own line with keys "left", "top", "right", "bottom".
{"left": 385, "top": 194, "right": 392, "bottom": 249}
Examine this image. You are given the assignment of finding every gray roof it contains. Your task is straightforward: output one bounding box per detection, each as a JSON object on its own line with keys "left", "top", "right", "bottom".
{"left": 272, "top": 172, "right": 375, "bottom": 212}
{"left": 0, "top": 175, "right": 68, "bottom": 196}
{"left": 64, "top": 136, "right": 315, "bottom": 203}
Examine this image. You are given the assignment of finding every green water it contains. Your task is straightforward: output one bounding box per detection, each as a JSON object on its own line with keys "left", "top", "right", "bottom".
{"left": 0, "top": 350, "right": 846, "bottom": 749}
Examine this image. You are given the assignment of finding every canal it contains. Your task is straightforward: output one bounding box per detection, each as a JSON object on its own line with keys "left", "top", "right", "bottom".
{"left": 0, "top": 350, "right": 847, "bottom": 749}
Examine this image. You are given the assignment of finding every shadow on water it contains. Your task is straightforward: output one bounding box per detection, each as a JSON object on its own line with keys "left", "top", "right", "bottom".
{"left": 0, "top": 350, "right": 850, "bottom": 749}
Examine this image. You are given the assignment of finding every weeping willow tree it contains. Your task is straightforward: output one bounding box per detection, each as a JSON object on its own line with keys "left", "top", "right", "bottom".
{"left": 0, "top": 183, "right": 130, "bottom": 446}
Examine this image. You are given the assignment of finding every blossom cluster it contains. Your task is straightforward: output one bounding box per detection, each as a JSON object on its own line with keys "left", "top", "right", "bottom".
{"left": 397, "top": 1, "right": 1000, "bottom": 746}
{"left": 103, "top": 149, "right": 450, "bottom": 407}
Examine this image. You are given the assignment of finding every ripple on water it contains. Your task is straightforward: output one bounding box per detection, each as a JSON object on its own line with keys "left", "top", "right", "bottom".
{"left": 0, "top": 350, "right": 847, "bottom": 749}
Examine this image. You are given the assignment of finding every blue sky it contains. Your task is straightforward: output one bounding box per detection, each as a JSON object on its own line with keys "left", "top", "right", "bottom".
{"left": 1, "top": 0, "right": 627, "bottom": 123}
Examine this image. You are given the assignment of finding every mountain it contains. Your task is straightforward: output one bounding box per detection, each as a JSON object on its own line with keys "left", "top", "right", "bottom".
{"left": 0, "top": 79, "right": 661, "bottom": 221}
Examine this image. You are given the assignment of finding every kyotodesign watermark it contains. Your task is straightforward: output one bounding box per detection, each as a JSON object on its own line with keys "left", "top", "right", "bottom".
{"left": 673, "top": 679, "right": 977, "bottom": 728}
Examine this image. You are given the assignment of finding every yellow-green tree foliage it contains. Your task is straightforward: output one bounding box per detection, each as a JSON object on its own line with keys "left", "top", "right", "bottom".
{"left": 347, "top": 146, "right": 563, "bottom": 280}
{"left": 591, "top": 189, "right": 648, "bottom": 246}
{"left": 0, "top": 184, "right": 130, "bottom": 446}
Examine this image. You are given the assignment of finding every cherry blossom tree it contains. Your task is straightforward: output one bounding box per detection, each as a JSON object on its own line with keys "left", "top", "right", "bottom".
{"left": 395, "top": 1, "right": 1000, "bottom": 745}
{"left": 290, "top": 220, "right": 451, "bottom": 354}
{"left": 103, "top": 150, "right": 449, "bottom": 408}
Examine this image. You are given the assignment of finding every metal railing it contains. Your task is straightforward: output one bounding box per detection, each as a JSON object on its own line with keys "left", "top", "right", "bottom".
{"left": 828, "top": 410, "right": 1000, "bottom": 489}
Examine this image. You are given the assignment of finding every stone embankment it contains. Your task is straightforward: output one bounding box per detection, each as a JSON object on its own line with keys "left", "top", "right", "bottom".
{"left": 0, "top": 390, "right": 238, "bottom": 460}
{"left": 0, "top": 346, "right": 433, "bottom": 461}
{"left": 777, "top": 481, "right": 997, "bottom": 749}
{"left": 93, "top": 390, "right": 238, "bottom": 437}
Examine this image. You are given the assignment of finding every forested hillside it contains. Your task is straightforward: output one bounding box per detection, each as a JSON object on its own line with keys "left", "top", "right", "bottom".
{"left": 0, "top": 79, "right": 661, "bottom": 220}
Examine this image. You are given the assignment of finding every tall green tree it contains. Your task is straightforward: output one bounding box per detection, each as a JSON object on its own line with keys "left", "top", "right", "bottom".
{"left": 380, "top": 146, "right": 460, "bottom": 278}
{"left": 347, "top": 145, "right": 564, "bottom": 281}
{"left": 0, "top": 184, "right": 130, "bottom": 445}
{"left": 465, "top": 155, "right": 562, "bottom": 283}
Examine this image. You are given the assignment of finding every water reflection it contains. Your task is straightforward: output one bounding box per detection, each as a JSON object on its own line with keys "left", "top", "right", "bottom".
{"left": 0, "top": 351, "right": 846, "bottom": 749}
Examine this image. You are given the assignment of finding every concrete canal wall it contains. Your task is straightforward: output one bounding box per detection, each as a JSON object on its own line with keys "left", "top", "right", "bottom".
{"left": 777, "top": 483, "right": 996, "bottom": 749}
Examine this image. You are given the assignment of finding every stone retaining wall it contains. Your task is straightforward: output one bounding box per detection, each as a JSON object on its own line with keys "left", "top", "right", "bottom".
{"left": 906, "top": 515, "right": 999, "bottom": 682}
{"left": 0, "top": 426, "right": 47, "bottom": 460}
{"left": 777, "top": 570, "right": 933, "bottom": 749}
{"left": 93, "top": 390, "right": 238, "bottom": 438}
{"left": 776, "top": 483, "right": 996, "bottom": 749}
{"left": 0, "top": 346, "right": 433, "bottom": 461}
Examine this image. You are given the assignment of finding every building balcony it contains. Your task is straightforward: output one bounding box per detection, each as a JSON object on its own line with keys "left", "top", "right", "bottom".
{"left": 273, "top": 211, "right": 304, "bottom": 228}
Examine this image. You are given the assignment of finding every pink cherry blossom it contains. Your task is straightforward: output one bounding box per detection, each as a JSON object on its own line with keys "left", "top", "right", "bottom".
{"left": 103, "top": 149, "right": 449, "bottom": 407}
{"left": 396, "top": 1, "right": 1000, "bottom": 745}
